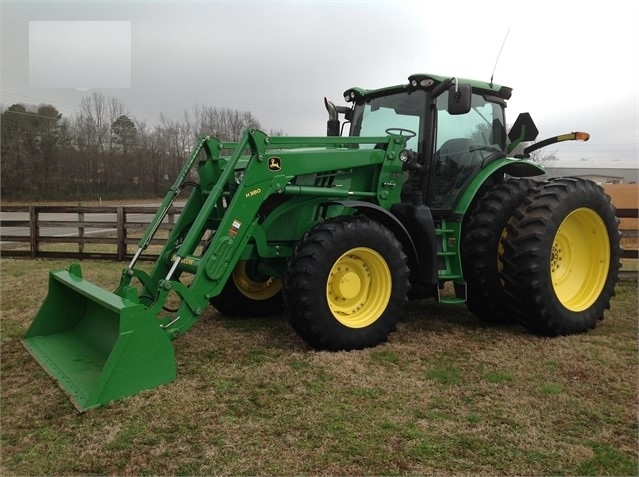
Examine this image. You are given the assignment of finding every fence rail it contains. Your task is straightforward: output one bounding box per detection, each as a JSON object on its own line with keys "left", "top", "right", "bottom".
{"left": 1, "top": 205, "right": 637, "bottom": 261}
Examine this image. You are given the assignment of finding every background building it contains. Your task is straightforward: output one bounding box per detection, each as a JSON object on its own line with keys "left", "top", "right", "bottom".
{"left": 539, "top": 167, "right": 638, "bottom": 185}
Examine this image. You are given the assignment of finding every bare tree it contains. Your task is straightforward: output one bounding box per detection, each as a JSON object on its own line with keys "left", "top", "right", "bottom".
{"left": 526, "top": 145, "right": 558, "bottom": 165}
{"left": 157, "top": 112, "right": 194, "bottom": 180}
{"left": 514, "top": 138, "right": 558, "bottom": 164}
{"left": 74, "top": 93, "right": 128, "bottom": 194}
{"left": 192, "top": 105, "right": 261, "bottom": 141}
{"left": 268, "top": 128, "right": 287, "bottom": 137}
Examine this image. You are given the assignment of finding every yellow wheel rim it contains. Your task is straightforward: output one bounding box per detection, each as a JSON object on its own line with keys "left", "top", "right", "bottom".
{"left": 326, "top": 247, "right": 392, "bottom": 328}
{"left": 232, "top": 261, "right": 282, "bottom": 301}
{"left": 551, "top": 208, "right": 610, "bottom": 311}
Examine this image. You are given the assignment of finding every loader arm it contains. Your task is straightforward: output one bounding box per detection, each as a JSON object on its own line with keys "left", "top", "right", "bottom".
{"left": 149, "top": 130, "right": 408, "bottom": 338}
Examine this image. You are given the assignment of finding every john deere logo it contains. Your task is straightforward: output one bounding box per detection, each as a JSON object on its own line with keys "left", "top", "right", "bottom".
{"left": 268, "top": 156, "right": 282, "bottom": 171}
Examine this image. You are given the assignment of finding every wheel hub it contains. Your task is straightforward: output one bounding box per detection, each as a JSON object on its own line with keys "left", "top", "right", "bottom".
{"left": 326, "top": 248, "right": 391, "bottom": 328}
{"left": 331, "top": 268, "right": 362, "bottom": 300}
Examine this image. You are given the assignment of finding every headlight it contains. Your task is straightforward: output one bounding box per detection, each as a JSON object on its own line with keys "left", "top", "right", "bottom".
{"left": 399, "top": 149, "right": 412, "bottom": 163}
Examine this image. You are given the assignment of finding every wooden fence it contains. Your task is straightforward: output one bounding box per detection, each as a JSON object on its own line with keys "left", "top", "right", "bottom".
{"left": 0, "top": 205, "right": 183, "bottom": 262}
{"left": 1, "top": 204, "right": 637, "bottom": 261}
{"left": 617, "top": 208, "right": 639, "bottom": 260}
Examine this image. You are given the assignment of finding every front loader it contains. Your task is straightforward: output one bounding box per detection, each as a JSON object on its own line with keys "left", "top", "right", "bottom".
{"left": 23, "top": 73, "right": 621, "bottom": 411}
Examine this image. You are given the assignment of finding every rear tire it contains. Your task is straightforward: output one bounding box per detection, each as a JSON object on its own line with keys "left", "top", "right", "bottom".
{"left": 461, "top": 178, "right": 539, "bottom": 323}
{"left": 500, "top": 178, "right": 621, "bottom": 335}
{"left": 284, "top": 216, "right": 409, "bottom": 350}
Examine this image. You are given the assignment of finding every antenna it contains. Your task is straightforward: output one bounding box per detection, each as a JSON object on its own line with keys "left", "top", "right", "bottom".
{"left": 490, "top": 28, "right": 510, "bottom": 87}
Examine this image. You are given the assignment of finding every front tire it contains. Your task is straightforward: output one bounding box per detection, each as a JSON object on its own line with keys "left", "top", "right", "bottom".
{"left": 284, "top": 216, "right": 409, "bottom": 350}
{"left": 500, "top": 178, "right": 621, "bottom": 335}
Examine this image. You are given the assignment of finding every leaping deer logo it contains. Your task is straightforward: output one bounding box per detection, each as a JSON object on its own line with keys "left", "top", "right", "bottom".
{"left": 268, "top": 157, "right": 282, "bottom": 171}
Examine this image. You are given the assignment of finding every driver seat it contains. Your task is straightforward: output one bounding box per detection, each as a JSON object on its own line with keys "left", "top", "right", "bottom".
{"left": 437, "top": 138, "right": 475, "bottom": 171}
{"left": 431, "top": 138, "right": 476, "bottom": 208}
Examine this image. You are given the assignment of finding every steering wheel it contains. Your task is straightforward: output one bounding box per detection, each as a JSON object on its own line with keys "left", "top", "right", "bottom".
{"left": 385, "top": 127, "right": 417, "bottom": 139}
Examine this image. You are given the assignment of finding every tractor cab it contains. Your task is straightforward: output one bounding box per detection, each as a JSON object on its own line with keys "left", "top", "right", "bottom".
{"left": 337, "top": 74, "right": 511, "bottom": 213}
{"left": 429, "top": 88, "right": 508, "bottom": 210}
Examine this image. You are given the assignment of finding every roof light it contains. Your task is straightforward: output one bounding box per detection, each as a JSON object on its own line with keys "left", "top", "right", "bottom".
{"left": 407, "top": 74, "right": 436, "bottom": 89}
{"left": 344, "top": 90, "right": 357, "bottom": 102}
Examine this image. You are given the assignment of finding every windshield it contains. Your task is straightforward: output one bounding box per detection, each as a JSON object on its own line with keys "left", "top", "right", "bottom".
{"left": 349, "top": 90, "right": 426, "bottom": 151}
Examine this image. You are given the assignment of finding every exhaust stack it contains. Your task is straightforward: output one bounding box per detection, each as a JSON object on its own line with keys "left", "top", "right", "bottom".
{"left": 324, "top": 97, "right": 340, "bottom": 136}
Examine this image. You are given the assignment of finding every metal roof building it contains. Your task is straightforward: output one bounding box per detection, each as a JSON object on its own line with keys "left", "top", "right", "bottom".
{"left": 537, "top": 167, "right": 638, "bottom": 185}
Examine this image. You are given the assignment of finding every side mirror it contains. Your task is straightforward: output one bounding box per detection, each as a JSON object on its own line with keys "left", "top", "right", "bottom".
{"left": 447, "top": 84, "right": 472, "bottom": 115}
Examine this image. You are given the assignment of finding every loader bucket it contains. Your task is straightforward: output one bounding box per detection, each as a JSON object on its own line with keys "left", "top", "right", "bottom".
{"left": 22, "top": 264, "right": 176, "bottom": 412}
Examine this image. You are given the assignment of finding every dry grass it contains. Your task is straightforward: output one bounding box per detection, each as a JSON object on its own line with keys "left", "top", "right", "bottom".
{"left": 1, "top": 257, "right": 637, "bottom": 476}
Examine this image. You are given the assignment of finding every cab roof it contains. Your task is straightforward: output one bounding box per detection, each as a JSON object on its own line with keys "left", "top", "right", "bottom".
{"left": 344, "top": 73, "right": 513, "bottom": 103}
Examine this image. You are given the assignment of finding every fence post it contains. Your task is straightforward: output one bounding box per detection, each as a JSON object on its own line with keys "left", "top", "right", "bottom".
{"left": 117, "top": 207, "right": 126, "bottom": 261}
{"left": 78, "top": 210, "right": 85, "bottom": 254}
{"left": 29, "top": 206, "right": 38, "bottom": 259}
{"left": 168, "top": 210, "right": 175, "bottom": 236}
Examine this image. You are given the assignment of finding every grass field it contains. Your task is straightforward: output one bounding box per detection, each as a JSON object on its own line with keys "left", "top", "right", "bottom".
{"left": 1, "top": 258, "right": 637, "bottom": 476}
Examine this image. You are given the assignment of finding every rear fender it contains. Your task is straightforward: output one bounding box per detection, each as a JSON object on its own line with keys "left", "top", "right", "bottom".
{"left": 454, "top": 158, "right": 544, "bottom": 216}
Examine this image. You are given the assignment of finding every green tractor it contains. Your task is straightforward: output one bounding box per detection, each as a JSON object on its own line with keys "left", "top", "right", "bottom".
{"left": 23, "top": 73, "right": 621, "bottom": 411}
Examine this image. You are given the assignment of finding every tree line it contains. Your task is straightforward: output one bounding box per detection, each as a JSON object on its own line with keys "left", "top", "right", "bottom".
{"left": 1, "top": 92, "right": 283, "bottom": 200}
{"left": 1, "top": 92, "right": 556, "bottom": 202}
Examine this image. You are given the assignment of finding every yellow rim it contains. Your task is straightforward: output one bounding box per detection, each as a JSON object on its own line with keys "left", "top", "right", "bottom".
{"left": 551, "top": 208, "right": 610, "bottom": 311}
{"left": 232, "top": 261, "right": 282, "bottom": 301}
{"left": 326, "top": 247, "right": 392, "bottom": 328}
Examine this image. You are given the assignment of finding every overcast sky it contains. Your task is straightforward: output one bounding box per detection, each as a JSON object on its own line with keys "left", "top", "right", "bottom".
{"left": 2, "top": 0, "right": 638, "bottom": 168}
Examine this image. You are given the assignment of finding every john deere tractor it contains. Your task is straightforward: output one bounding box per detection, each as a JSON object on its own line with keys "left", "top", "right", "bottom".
{"left": 23, "top": 73, "right": 621, "bottom": 411}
